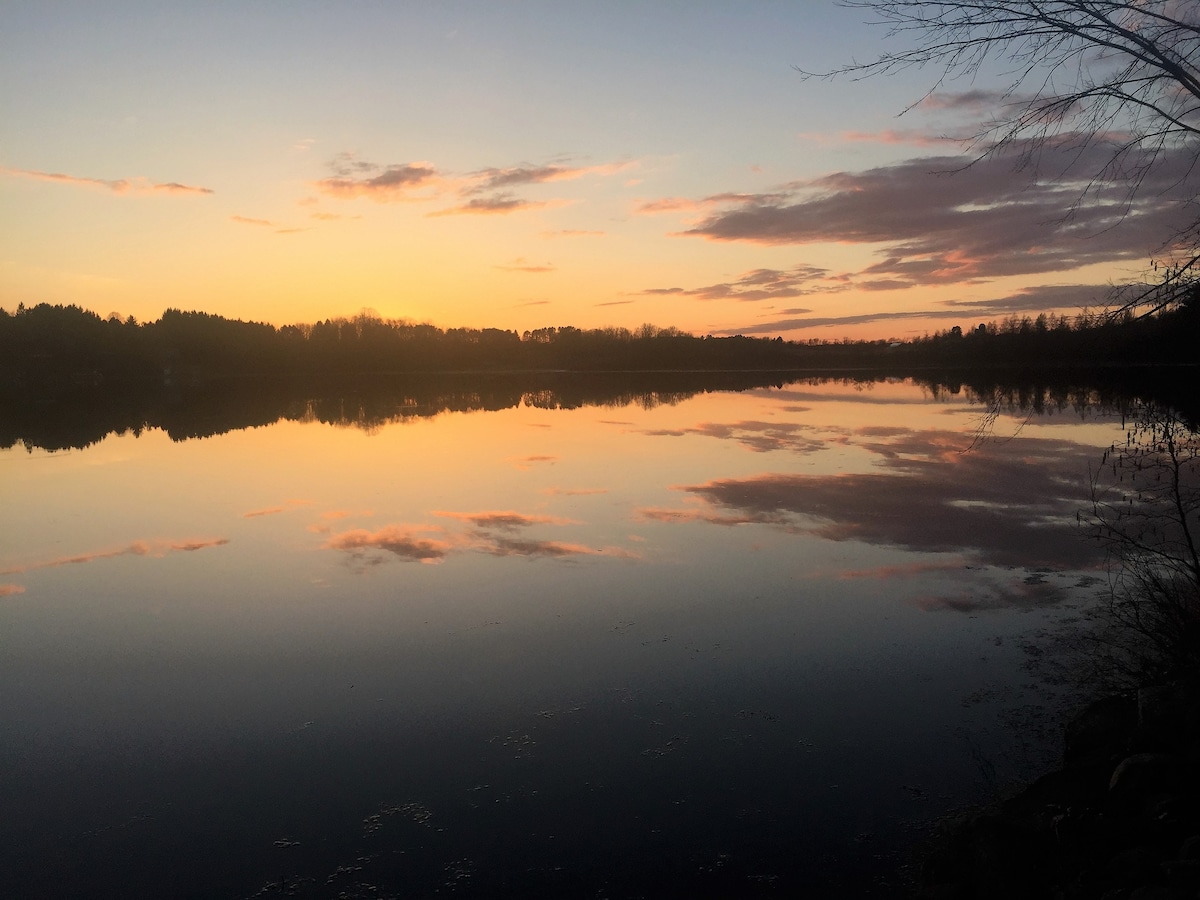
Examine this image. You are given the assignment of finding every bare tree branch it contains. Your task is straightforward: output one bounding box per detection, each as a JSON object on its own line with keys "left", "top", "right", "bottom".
{"left": 812, "top": 1, "right": 1200, "bottom": 317}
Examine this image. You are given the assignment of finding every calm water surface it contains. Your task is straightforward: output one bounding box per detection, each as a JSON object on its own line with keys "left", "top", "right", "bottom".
{"left": 1, "top": 378, "right": 1123, "bottom": 897}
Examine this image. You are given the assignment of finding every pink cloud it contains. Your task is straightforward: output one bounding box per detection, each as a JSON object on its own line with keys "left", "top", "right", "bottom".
{"left": 314, "top": 154, "right": 441, "bottom": 202}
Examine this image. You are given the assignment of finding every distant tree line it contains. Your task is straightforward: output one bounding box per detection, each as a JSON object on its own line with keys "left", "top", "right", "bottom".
{"left": 0, "top": 300, "right": 1196, "bottom": 392}
{"left": 0, "top": 305, "right": 807, "bottom": 383}
{"left": 906, "top": 304, "right": 1200, "bottom": 368}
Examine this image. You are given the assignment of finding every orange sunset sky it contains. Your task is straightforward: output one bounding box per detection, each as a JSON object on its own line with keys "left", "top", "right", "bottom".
{"left": 2, "top": 2, "right": 1194, "bottom": 341}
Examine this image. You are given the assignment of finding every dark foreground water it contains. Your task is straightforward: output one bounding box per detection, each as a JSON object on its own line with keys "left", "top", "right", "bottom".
{"left": 0, "top": 377, "right": 1127, "bottom": 897}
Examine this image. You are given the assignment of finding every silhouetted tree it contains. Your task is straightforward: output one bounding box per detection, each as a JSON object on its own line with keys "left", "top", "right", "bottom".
{"left": 1087, "top": 402, "right": 1200, "bottom": 685}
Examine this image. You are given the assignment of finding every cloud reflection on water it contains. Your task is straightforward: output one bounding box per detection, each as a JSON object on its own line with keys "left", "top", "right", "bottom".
{"left": 0, "top": 537, "right": 230, "bottom": 576}
{"left": 324, "top": 525, "right": 453, "bottom": 564}
{"left": 641, "top": 420, "right": 825, "bottom": 454}
{"left": 640, "top": 427, "right": 1104, "bottom": 601}
{"left": 325, "top": 509, "right": 636, "bottom": 566}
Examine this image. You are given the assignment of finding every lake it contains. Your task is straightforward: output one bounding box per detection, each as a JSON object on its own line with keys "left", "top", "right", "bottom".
{"left": 0, "top": 375, "right": 1133, "bottom": 898}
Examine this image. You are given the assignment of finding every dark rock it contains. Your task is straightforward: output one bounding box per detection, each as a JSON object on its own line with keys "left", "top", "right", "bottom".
{"left": 1177, "top": 833, "right": 1200, "bottom": 861}
{"left": 1109, "top": 754, "right": 1183, "bottom": 802}
{"left": 1160, "top": 857, "right": 1200, "bottom": 888}
{"left": 1009, "top": 761, "right": 1106, "bottom": 815}
{"left": 1101, "top": 845, "right": 1166, "bottom": 889}
{"left": 1067, "top": 694, "right": 1138, "bottom": 764}
{"left": 1141, "top": 793, "right": 1184, "bottom": 833}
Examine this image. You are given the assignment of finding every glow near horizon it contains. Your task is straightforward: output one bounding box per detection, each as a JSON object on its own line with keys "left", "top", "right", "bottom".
{"left": 0, "top": 2, "right": 1185, "bottom": 341}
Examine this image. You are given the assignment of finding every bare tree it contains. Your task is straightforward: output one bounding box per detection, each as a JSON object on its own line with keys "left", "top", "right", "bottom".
{"left": 1086, "top": 402, "right": 1200, "bottom": 685}
{"left": 813, "top": 2, "right": 1200, "bottom": 316}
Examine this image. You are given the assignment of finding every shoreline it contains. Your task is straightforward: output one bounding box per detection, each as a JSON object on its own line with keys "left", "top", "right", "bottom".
{"left": 913, "top": 683, "right": 1200, "bottom": 899}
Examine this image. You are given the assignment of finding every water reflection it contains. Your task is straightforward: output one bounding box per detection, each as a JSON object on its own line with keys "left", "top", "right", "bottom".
{"left": 322, "top": 513, "right": 636, "bottom": 565}
{"left": 1, "top": 371, "right": 803, "bottom": 452}
{"left": 661, "top": 430, "right": 1101, "bottom": 570}
{"left": 0, "top": 374, "right": 1180, "bottom": 898}
{"left": 0, "top": 536, "right": 229, "bottom": 576}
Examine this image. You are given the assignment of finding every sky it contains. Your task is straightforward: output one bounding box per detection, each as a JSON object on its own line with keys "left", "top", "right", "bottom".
{"left": 2, "top": 1, "right": 1195, "bottom": 341}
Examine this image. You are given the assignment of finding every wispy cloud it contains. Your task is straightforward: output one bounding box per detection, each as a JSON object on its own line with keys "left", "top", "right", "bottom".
{"left": 433, "top": 510, "right": 579, "bottom": 531}
{"left": 244, "top": 506, "right": 286, "bottom": 518}
{"left": 641, "top": 264, "right": 833, "bottom": 302}
{"left": 316, "top": 153, "right": 631, "bottom": 215}
{"left": 916, "top": 89, "right": 1019, "bottom": 113}
{"left": 512, "top": 454, "right": 557, "bottom": 469}
{"left": 0, "top": 584, "right": 26, "bottom": 597}
{"left": 464, "top": 161, "right": 633, "bottom": 195}
{"left": 495, "top": 258, "right": 556, "bottom": 273}
{"left": 231, "top": 215, "right": 273, "bottom": 227}
{"left": 0, "top": 537, "right": 229, "bottom": 576}
{"left": 658, "top": 139, "right": 1196, "bottom": 290}
{"left": 713, "top": 282, "right": 1113, "bottom": 335}
{"left": 637, "top": 506, "right": 769, "bottom": 528}
{"left": 635, "top": 191, "right": 785, "bottom": 216}
{"left": 543, "top": 228, "right": 606, "bottom": 238}
{"left": 941, "top": 283, "right": 1113, "bottom": 312}
{"left": 243, "top": 499, "right": 311, "bottom": 518}
{"left": 3, "top": 167, "right": 213, "bottom": 196}
{"left": 475, "top": 536, "right": 635, "bottom": 559}
{"left": 429, "top": 194, "right": 550, "bottom": 216}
